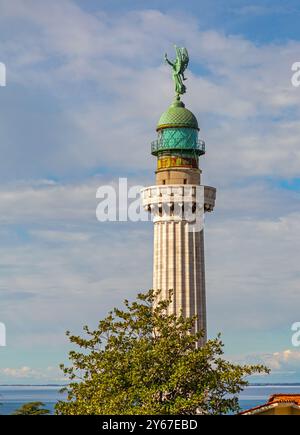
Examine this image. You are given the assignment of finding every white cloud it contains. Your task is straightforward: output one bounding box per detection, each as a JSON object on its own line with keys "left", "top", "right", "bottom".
{"left": 30, "top": 230, "right": 91, "bottom": 242}
{"left": 0, "top": 365, "right": 64, "bottom": 381}
{"left": 206, "top": 209, "right": 300, "bottom": 333}
{"left": 0, "top": 178, "right": 153, "bottom": 351}
{"left": 1, "top": 1, "right": 300, "bottom": 179}
{"left": 233, "top": 349, "right": 300, "bottom": 375}
{"left": 269, "top": 350, "right": 300, "bottom": 370}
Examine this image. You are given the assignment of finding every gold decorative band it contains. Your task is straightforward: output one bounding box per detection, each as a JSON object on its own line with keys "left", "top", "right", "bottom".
{"left": 157, "top": 156, "right": 198, "bottom": 169}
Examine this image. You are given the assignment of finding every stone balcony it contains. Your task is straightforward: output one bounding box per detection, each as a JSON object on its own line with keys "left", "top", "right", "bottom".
{"left": 141, "top": 184, "right": 216, "bottom": 213}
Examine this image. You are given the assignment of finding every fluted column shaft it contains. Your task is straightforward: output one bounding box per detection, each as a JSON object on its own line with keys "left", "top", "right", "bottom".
{"left": 153, "top": 221, "right": 207, "bottom": 345}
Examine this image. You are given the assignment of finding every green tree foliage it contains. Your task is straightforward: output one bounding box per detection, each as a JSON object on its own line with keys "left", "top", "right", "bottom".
{"left": 56, "top": 290, "right": 269, "bottom": 415}
{"left": 13, "top": 401, "right": 50, "bottom": 415}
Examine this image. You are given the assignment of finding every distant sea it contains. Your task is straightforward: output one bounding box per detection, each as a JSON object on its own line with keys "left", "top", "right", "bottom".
{"left": 0, "top": 385, "right": 66, "bottom": 415}
{"left": 1, "top": 384, "right": 300, "bottom": 415}
{"left": 238, "top": 384, "right": 300, "bottom": 413}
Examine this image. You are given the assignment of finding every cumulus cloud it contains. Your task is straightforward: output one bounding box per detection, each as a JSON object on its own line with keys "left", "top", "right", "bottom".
{"left": 0, "top": 0, "right": 300, "bottom": 179}
{"left": 267, "top": 350, "right": 300, "bottom": 371}
{"left": 0, "top": 365, "right": 64, "bottom": 381}
{"left": 206, "top": 209, "right": 300, "bottom": 334}
{"left": 0, "top": 178, "right": 153, "bottom": 354}
{"left": 233, "top": 349, "right": 300, "bottom": 379}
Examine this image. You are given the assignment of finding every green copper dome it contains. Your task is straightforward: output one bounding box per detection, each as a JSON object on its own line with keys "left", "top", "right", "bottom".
{"left": 157, "top": 99, "right": 199, "bottom": 131}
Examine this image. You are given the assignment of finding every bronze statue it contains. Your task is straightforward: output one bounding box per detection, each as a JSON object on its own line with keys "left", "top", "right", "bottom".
{"left": 165, "top": 46, "right": 189, "bottom": 97}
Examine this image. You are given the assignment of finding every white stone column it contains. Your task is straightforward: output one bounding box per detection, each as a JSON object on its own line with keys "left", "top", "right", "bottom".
{"left": 141, "top": 184, "right": 215, "bottom": 346}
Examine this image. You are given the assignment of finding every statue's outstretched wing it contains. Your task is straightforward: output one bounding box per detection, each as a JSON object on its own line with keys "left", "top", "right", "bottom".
{"left": 180, "top": 47, "right": 189, "bottom": 74}
{"left": 174, "top": 46, "right": 189, "bottom": 75}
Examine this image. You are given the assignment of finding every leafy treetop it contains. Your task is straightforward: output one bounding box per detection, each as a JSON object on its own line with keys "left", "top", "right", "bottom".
{"left": 56, "top": 290, "right": 269, "bottom": 415}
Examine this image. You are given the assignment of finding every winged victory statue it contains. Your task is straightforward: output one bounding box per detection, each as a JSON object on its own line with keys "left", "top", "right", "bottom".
{"left": 165, "top": 46, "right": 189, "bottom": 98}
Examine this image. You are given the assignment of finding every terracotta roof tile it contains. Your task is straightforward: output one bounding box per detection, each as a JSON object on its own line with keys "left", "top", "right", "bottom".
{"left": 239, "top": 394, "right": 300, "bottom": 415}
{"left": 268, "top": 394, "right": 300, "bottom": 405}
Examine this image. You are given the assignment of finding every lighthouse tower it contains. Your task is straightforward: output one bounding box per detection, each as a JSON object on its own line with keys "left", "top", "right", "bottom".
{"left": 141, "top": 48, "right": 216, "bottom": 345}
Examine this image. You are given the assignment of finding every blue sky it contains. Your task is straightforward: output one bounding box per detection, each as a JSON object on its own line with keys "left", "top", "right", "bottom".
{"left": 0, "top": 0, "right": 300, "bottom": 384}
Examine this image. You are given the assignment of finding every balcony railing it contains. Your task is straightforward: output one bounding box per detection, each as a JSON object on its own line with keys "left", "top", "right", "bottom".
{"left": 151, "top": 139, "right": 205, "bottom": 156}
